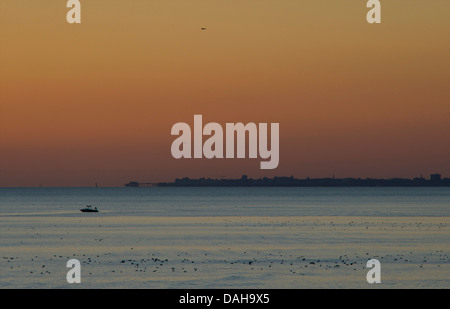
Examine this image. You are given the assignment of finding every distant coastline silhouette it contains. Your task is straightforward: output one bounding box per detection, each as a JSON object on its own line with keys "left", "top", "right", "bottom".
{"left": 126, "top": 173, "right": 450, "bottom": 187}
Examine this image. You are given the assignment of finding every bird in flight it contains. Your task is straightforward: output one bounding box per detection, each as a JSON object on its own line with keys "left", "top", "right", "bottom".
{"left": 201, "top": 27, "right": 207, "bottom": 30}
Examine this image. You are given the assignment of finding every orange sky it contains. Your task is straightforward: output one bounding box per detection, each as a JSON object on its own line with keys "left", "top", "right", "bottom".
{"left": 1, "top": 1, "right": 449, "bottom": 187}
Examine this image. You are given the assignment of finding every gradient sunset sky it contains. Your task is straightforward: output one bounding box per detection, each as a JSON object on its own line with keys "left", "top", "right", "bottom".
{"left": 1, "top": 1, "right": 449, "bottom": 187}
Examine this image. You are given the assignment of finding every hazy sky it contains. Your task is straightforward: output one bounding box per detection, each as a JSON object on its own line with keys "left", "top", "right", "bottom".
{"left": 1, "top": 1, "right": 449, "bottom": 187}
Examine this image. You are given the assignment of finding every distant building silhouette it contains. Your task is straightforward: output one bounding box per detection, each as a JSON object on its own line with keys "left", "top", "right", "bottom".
{"left": 125, "top": 173, "right": 449, "bottom": 187}
{"left": 430, "top": 173, "right": 442, "bottom": 181}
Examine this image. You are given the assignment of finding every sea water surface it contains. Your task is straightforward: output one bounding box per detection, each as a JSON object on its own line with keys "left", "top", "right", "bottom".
{"left": 1, "top": 187, "right": 449, "bottom": 288}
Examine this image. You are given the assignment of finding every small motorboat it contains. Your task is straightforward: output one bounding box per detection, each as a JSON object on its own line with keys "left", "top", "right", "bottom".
{"left": 80, "top": 205, "right": 99, "bottom": 213}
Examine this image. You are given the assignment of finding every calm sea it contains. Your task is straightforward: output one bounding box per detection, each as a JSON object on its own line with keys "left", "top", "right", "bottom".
{"left": 1, "top": 187, "right": 449, "bottom": 217}
{"left": 1, "top": 187, "right": 449, "bottom": 288}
